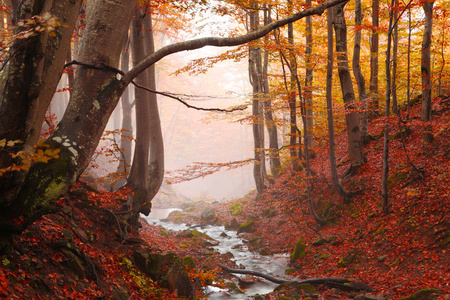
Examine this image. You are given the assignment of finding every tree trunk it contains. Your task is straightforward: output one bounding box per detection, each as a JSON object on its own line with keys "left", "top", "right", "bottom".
{"left": 326, "top": 7, "right": 350, "bottom": 203}
{"left": 392, "top": 0, "right": 399, "bottom": 115}
{"left": 381, "top": 0, "right": 395, "bottom": 214}
{"left": 333, "top": 3, "right": 365, "bottom": 173}
{"left": 304, "top": 0, "right": 314, "bottom": 149}
{"left": 406, "top": 7, "right": 412, "bottom": 120}
{"left": 249, "top": 3, "right": 266, "bottom": 195}
{"left": 352, "top": 0, "right": 369, "bottom": 143}
{"left": 421, "top": 1, "right": 434, "bottom": 144}
{"left": 262, "top": 6, "right": 281, "bottom": 176}
{"left": 0, "top": 0, "right": 83, "bottom": 208}
{"left": 288, "top": 0, "right": 300, "bottom": 171}
{"left": 369, "top": 0, "right": 379, "bottom": 115}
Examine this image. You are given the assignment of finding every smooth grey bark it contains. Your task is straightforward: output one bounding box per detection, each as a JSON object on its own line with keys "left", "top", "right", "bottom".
{"left": 421, "top": 0, "right": 434, "bottom": 144}
{"left": 352, "top": 0, "right": 369, "bottom": 142}
{"left": 333, "top": 3, "right": 365, "bottom": 173}
{"left": 369, "top": 0, "right": 379, "bottom": 114}
{"left": 326, "top": 8, "right": 350, "bottom": 203}
{"left": 304, "top": 0, "right": 314, "bottom": 149}
{"left": 249, "top": 3, "right": 266, "bottom": 195}
{"left": 0, "top": 0, "right": 83, "bottom": 207}
{"left": 262, "top": 6, "right": 281, "bottom": 176}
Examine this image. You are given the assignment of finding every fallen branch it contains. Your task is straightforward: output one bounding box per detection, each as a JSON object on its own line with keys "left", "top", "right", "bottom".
{"left": 218, "top": 264, "right": 373, "bottom": 292}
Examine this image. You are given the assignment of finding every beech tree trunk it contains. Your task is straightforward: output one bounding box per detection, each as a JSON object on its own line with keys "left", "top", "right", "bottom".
{"left": 352, "top": 0, "right": 369, "bottom": 142}
{"left": 333, "top": 3, "right": 365, "bottom": 173}
{"left": 0, "top": 0, "right": 83, "bottom": 208}
{"left": 249, "top": 3, "right": 266, "bottom": 195}
{"left": 392, "top": 0, "right": 399, "bottom": 115}
{"left": 326, "top": 7, "right": 350, "bottom": 203}
{"left": 304, "top": 0, "right": 314, "bottom": 149}
{"left": 369, "top": 0, "right": 380, "bottom": 115}
{"left": 263, "top": 6, "right": 281, "bottom": 176}
{"left": 421, "top": 1, "right": 434, "bottom": 144}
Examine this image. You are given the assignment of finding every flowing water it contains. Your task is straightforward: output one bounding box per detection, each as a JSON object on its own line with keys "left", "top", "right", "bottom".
{"left": 143, "top": 208, "right": 290, "bottom": 299}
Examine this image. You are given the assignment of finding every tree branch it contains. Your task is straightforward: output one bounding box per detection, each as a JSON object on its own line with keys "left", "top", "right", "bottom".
{"left": 122, "top": 0, "right": 348, "bottom": 85}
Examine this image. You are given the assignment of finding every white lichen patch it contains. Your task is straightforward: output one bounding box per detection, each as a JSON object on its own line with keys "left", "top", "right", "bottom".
{"left": 52, "top": 136, "right": 62, "bottom": 143}
{"left": 62, "top": 142, "right": 71, "bottom": 147}
{"left": 93, "top": 100, "right": 100, "bottom": 110}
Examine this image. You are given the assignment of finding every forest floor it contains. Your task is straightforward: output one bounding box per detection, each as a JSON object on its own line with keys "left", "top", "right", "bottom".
{"left": 0, "top": 96, "right": 449, "bottom": 300}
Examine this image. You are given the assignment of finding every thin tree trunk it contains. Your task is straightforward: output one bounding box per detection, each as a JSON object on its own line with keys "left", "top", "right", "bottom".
{"left": 249, "top": 3, "right": 266, "bottom": 195}
{"left": 421, "top": 0, "right": 434, "bottom": 144}
{"left": 288, "top": 0, "right": 300, "bottom": 171}
{"left": 406, "top": 7, "right": 411, "bottom": 120}
{"left": 353, "top": 0, "right": 369, "bottom": 143}
{"left": 369, "top": 0, "right": 379, "bottom": 115}
{"left": 263, "top": 6, "right": 281, "bottom": 176}
{"left": 392, "top": 0, "right": 399, "bottom": 115}
{"left": 382, "top": 0, "right": 395, "bottom": 214}
{"left": 304, "top": 0, "right": 314, "bottom": 149}
{"left": 333, "top": 3, "right": 365, "bottom": 173}
{"left": 326, "top": 7, "right": 350, "bottom": 203}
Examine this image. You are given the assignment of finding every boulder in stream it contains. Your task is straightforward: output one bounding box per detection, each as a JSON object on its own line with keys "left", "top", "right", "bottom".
{"left": 133, "top": 249, "right": 193, "bottom": 298}
{"left": 201, "top": 208, "right": 217, "bottom": 224}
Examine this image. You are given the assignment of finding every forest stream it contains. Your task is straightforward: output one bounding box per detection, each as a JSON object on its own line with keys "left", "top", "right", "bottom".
{"left": 144, "top": 208, "right": 291, "bottom": 299}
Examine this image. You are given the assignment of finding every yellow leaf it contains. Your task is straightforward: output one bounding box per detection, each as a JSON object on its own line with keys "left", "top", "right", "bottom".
{"left": 0, "top": 139, "right": 5, "bottom": 147}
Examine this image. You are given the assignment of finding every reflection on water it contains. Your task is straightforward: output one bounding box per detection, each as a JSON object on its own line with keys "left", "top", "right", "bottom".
{"left": 143, "top": 209, "right": 290, "bottom": 299}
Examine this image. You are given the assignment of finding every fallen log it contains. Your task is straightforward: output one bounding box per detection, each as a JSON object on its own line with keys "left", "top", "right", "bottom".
{"left": 218, "top": 264, "right": 373, "bottom": 292}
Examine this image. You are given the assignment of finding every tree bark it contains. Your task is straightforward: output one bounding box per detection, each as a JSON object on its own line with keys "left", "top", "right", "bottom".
{"left": 352, "top": 0, "right": 369, "bottom": 143}
{"left": 326, "top": 7, "right": 350, "bottom": 203}
{"left": 369, "top": 0, "right": 379, "bottom": 115}
{"left": 421, "top": 0, "right": 434, "bottom": 144}
{"left": 0, "top": 0, "right": 82, "bottom": 207}
{"left": 333, "top": 3, "right": 365, "bottom": 173}
{"left": 304, "top": 0, "right": 314, "bottom": 149}
{"left": 392, "top": 0, "right": 399, "bottom": 115}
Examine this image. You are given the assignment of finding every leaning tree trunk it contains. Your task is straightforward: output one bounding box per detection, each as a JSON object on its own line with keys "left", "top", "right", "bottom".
{"left": 326, "top": 7, "right": 350, "bottom": 203}
{"left": 0, "top": 0, "right": 83, "bottom": 208}
{"left": 4, "top": 0, "right": 136, "bottom": 220}
{"left": 333, "top": 3, "right": 365, "bottom": 173}
{"left": 421, "top": 0, "right": 434, "bottom": 144}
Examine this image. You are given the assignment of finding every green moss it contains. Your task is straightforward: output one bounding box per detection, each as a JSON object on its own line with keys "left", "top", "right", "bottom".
{"left": 290, "top": 237, "right": 306, "bottom": 263}
{"left": 230, "top": 202, "right": 243, "bottom": 216}
{"left": 161, "top": 228, "right": 169, "bottom": 237}
{"left": 237, "top": 220, "right": 254, "bottom": 234}
{"left": 398, "top": 288, "right": 442, "bottom": 300}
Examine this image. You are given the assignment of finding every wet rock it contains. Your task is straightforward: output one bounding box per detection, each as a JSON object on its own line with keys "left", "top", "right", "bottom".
{"left": 201, "top": 208, "right": 216, "bottom": 224}
{"left": 237, "top": 220, "right": 255, "bottom": 234}
{"left": 133, "top": 249, "right": 193, "bottom": 298}
{"left": 259, "top": 248, "right": 272, "bottom": 256}
{"left": 225, "top": 218, "right": 240, "bottom": 230}
{"left": 220, "top": 232, "right": 229, "bottom": 238}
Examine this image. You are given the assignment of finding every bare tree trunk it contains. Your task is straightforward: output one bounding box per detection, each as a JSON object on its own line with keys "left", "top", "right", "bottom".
{"left": 369, "top": 0, "right": 379, "bottom": 115}
{"left": 263, "top": 6, "right": 281, "bottom": 176}
{"left": 352, "top": 0, "right": 369, "bottom": 143}
{"left": 304, "top": 0, "right": 314, "bottom": 149}
{"left": 288, "top": 0, "right": 300, "bottom": 171}
{"left": 382, "top": 0, "right": 395, "bottom": 214}
{"left": 406, "top": 7, "right": 412, "bottom": 120}
{"left": 249, "top": 3, "right": 266, "bottom": 195}
{"left": 421, "top": 0, "right": 434, "bottom": 144}
{"left": 392, "top": 0, "right": 399, "bottom": 115}
{"left": 326, "top": 7, "right": 350, "bottom": 203}
{"left": 333, "top": 3, "right": 365, "bottom": 174}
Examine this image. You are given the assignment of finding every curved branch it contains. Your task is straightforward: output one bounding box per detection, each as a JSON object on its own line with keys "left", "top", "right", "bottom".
{"left": 122, "top": 0, "right": 348, "bottom": 85}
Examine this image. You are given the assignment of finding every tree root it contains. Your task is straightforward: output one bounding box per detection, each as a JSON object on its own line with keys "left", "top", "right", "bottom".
{"left": 218, "top": 264, "right": 373, "bottom": 292}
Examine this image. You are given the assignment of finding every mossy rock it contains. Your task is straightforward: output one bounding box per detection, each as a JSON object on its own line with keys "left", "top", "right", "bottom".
{"left": 226, "top": 282, "right": 244, "bottom": 294}
{"left": 290, "top": 237, "right": 306, "bottom": 263}
{"left": 229, "top": 202, "right": 243, "bottom": 216}
{"left": 262, "top": 207, "right": 277, "bottom": 218}
{"left": 133, "top": 250, "right": 193, "bottom": 297}
{"left": 237, "top": 220, "right": 254, "bottom": 234}
{"left": 398, "top": 288, "right": 442, "bottom": 300}
{"left": 181, "top": 256, "right": 195, "bottom": 270}
{"left": 338, "top": 248, "right": 359, "bottom": 268}
{"left": 111, "top": 285, "right": 130, "bottom": 300}
{"left": 390, "top": 127, "right": 412, "bottom": 140}
{"left": 259, "top": 248, "right": 272, "bottom": 256}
